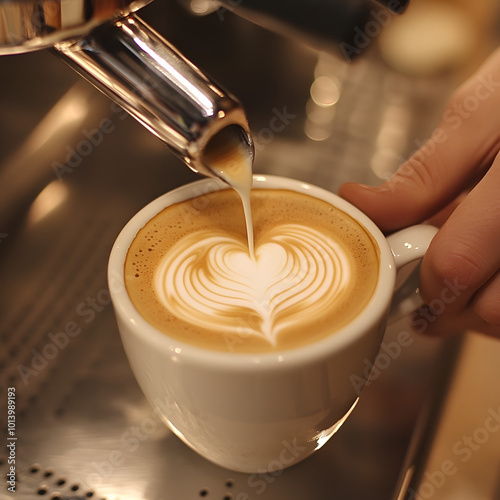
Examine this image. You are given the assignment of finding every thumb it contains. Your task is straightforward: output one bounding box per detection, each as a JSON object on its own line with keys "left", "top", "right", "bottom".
{"left": 339, "top": 47, "right": 500, "bottom": 233}
{"left": 338, "top": 146, "right": 466, "bottom": 233}
{"left": 338, "top": 144, "right": 455, "bottom": 233}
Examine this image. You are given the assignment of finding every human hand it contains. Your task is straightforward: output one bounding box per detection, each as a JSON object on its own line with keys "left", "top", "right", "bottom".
{"left": 339, "top": 48, "right": 500, "bottom": 339}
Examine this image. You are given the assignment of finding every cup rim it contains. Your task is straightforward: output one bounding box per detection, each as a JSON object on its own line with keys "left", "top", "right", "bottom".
{"left": 108, "top": 174, "right": 396, "bottom": 370}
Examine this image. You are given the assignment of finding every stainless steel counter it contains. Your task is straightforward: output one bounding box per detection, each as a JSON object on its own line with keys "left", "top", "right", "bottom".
{"left": 394, "top": 332, "right": 500, "bottom": 500}
{"left": 0, "top": 2, "right": 498, "bottom": 499}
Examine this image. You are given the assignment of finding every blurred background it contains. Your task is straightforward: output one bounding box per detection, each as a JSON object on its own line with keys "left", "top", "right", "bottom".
{"left": 0, "top": 0, "right": 499, "bottom": 498}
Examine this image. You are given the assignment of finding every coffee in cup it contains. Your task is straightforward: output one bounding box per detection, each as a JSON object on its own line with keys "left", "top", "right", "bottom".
{"left": 125, "top": 188, "right": 380, "bottom": 353}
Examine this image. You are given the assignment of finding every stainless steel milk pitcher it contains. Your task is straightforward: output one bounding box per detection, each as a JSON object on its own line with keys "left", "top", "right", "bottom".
{"left": 0, "top": 0, "right": 409, "bottom": 177}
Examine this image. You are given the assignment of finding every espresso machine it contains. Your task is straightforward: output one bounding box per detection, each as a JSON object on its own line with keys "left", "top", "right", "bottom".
{"left": 0, "top": 0, "right": 409, "bottom": 179}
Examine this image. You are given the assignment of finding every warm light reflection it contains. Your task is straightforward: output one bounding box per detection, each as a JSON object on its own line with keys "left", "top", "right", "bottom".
{"left": 304, "top": 55, "right": 343, "bottom": 142}
{"left": 307, "top": 104, "right": 335, "bottom": 128}
{"left": 313, "top": 398, "right": 359, "bottom": 450}
{"left": 314, "top": 53, "right": 348, "bottom": 81}
{"left": 27, "top": 181, "right": 69, "bottom": 225}
{"left": 310, "top": 76, "right": 341, "bottom": 108}
{"left": 370, "top": 148, "right": 403, "bottom": 179}
{"left": 371, "top": 102, "right": 411, "bottom": 179}
{"left": 60, "top": 0, "right": 85, "bottom": 29}
{"left": 304, "top": 119, "right": 331, "bottom": 142}
{"left": 132, "top": 36, "right": 214, "bottom": 116}
{"left": 26, "top": 87, "right": 89, "bottom": 153}
{"left": 189, "top": 0, "right": 217, "bottom": 15}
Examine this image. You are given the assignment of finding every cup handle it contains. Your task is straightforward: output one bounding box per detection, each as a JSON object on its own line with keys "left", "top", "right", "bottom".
{"left": 386, "top": 224, "right": 438, "bottom": 324}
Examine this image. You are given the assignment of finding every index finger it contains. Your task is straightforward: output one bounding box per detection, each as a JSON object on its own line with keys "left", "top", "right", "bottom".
{"left": 340, "top": 47, "right": 500, "bottom": 232}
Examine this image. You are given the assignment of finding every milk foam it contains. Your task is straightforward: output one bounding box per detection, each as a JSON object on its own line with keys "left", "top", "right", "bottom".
{"left": 125, "top": 188, "right": 379, "bottom": 352}
{"left": 154, "top": 224, "right": 351, "bottom": 345}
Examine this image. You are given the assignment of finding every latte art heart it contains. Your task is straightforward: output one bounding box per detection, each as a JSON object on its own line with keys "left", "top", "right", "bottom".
{"left": 125, "top": 188, "right": 379, "bottom": 352}
{"left": 154, "top": 224, "right": 352, "bottom": 345}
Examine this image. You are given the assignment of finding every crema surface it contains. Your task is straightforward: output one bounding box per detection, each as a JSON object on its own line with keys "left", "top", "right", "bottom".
{"left": 125, "top": 189, "right": 379, "bottom": 352}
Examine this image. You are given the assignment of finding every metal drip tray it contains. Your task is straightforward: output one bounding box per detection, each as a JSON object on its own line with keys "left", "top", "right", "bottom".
{"left": 0, "top": 2, "right": 498, "bottom": 499}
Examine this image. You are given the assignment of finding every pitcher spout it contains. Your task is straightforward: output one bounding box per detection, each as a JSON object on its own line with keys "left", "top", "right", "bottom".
{"left": 54, "top": 14, "right": 254, "bottom": 178}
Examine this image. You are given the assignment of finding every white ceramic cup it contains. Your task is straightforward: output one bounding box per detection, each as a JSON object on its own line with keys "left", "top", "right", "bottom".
{"left": 108, "top": 175, "right": 437, "bottom": 473}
